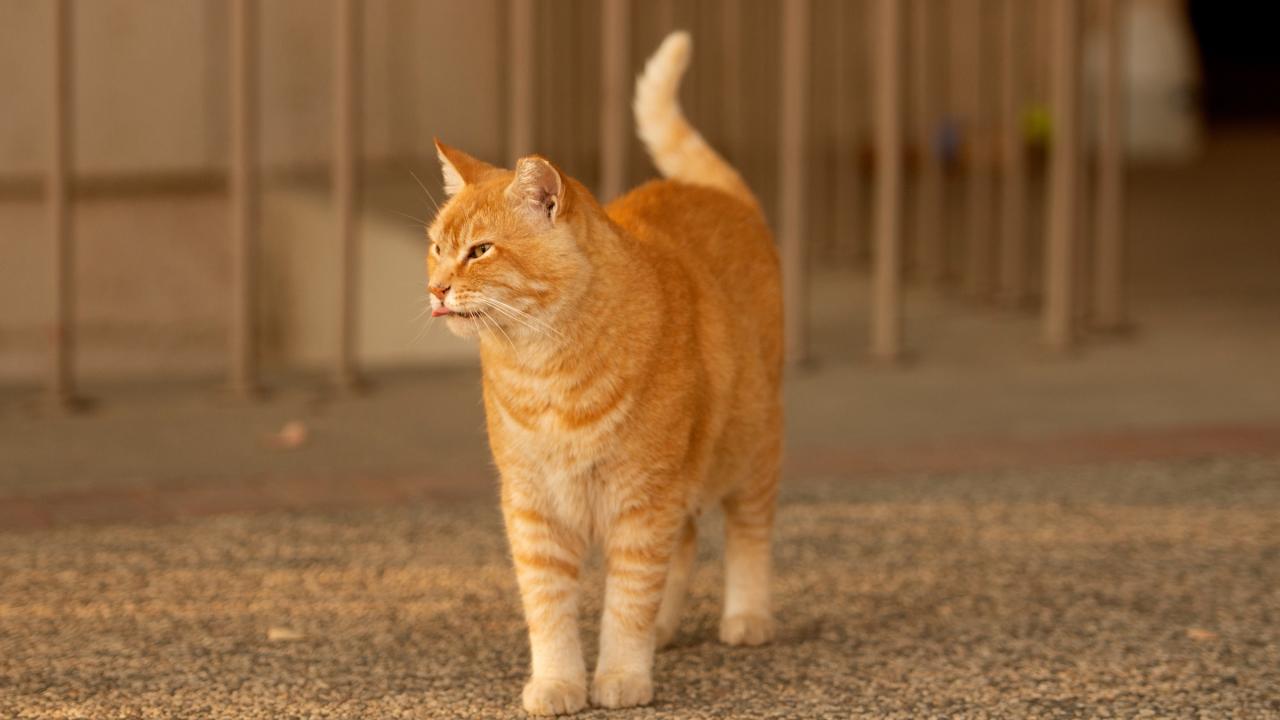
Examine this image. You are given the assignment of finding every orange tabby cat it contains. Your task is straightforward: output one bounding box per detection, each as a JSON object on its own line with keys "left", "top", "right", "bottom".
{"left": 426, "top": 32, "right": 782, "bottom": 714}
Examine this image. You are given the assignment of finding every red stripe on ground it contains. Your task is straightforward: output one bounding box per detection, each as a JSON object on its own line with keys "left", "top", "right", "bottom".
{"left": 3, "top": 423, "right": 1280, "bottom": 533}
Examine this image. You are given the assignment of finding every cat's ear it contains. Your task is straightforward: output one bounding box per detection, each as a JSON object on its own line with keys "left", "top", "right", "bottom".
{"left": 506, "top": 156, "right": 565, "bottom": 225}
{"left": 434, "top": 138, "right": 499, "bottom": 196}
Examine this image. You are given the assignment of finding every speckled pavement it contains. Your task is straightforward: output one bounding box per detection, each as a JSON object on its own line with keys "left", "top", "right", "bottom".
{"left": 3, "top": 455, "right": 1279, "bottom": 719}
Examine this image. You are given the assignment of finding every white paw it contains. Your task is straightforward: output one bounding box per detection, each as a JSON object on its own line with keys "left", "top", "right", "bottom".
{"left": 522, "top": 676, "right": 587, "bottom": 716}
{"left": 590, "top": 670, "right": 654, "bottom": 709}
{"left": 719, "top": 613, "right": 776, "bottom": 646}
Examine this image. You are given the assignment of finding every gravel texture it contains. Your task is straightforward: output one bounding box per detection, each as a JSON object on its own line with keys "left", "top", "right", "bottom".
{"left": 3, "top": 456, "right": 1279, "bottom": 718}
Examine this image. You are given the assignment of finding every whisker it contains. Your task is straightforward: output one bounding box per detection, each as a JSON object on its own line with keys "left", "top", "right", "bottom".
{"left": 408, "top": 169, "right": 442, "bottom": 214}
{"left": 483, "top": 297, "right": 554, "bottom": 331}
{"left": 475, "top": 298, "right": 550, "bottom": 339}
{"left": 410, "top": 304, "right": 434, "bottom": 324}
{"left": 479, "top": 308, "right": 516, "bottom": 350}
{"left": 389, "top": 209, "right": 429, "bottom": 226}
{"left": 411, "top": 316, "right": 434, "bottom": 344}
{"left": 476, "top": 294, "right": 565, "bottom": 339}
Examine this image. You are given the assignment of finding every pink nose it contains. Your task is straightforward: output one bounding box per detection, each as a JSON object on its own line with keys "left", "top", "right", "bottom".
{"left": 429, "top": 284, "right": 449, "bottom": 301}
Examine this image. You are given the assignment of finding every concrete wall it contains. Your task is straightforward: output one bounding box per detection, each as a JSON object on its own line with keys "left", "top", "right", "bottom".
{"left": 0, "top": 0, "right": 505, "bottom": 382}
{"left": 0, "top": 0, "right": 505, "bottom": 177}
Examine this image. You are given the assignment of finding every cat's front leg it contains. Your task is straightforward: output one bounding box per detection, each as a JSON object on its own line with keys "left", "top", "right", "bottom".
{"left": 503, "top": 502, "right": 589, "bottom": 715}
{"left": 591, "top": 507, "right": 682, "bottom": 709}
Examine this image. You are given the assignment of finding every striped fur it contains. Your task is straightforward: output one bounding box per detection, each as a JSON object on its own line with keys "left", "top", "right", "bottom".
{"left": 426, "top": 32, "right": 783, "bottom": 715}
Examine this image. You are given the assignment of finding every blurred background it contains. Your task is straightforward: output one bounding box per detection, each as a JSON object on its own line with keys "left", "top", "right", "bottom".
{"left": 2, "top": 1, "right": 1279, "bottom": 717}
{"left": 3, "top": 0, "right": 1277, "bottom": 484}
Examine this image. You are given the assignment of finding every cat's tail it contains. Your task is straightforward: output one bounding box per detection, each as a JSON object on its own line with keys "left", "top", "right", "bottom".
{"left": 634, "top": 31, "right": 759, "bottom": 211}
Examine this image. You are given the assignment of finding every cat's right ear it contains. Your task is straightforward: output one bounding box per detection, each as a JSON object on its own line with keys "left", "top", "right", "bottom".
{"left": 435, "top": 138, "right": 500, "bottom": 196}
{"left": 506, "top": 156, "right": 565, "bottom": 225}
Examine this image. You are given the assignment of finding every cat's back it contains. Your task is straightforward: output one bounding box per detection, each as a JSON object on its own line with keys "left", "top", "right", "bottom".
{"left": 607, "top": 180, "right": 779, "bottom": 311}
{"left": 605, "top": 180, "right": 782, "bottom": 385}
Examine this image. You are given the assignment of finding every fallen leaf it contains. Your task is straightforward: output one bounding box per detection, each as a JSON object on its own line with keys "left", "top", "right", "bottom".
{"left": 267, "top": 626, "right": 304, "bottom": 642}
{"left": 266, "top": 420, "right": 308, "bottom": 450}
{"left": 1185, "top": 627, "right": 1218, "bottom": 641}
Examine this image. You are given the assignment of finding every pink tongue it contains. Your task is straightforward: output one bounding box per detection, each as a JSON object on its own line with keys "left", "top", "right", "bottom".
{"left": 431, "top": 307, "right": 452, "bottom": 318}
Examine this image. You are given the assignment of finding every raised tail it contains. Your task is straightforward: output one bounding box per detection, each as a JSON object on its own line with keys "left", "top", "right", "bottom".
{"left": 633, "top": 31, "right": 759, "bottom": 211}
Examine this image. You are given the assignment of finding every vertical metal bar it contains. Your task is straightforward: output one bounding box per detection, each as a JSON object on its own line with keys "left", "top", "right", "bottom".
{"left": 48, "top": 0, "right": 77, "bottom": 408}
{"left": 508, "top": 0, "right": 535, "bottom": 163}
{"left": 778, "top": 0, "right": 811, "bottom": 366}
{"left": 871, "top": 0, "right": 904, "bottom": 362}
{"left": 1035, "top": 0, "right": 1053, "bottom": 106}
{"left": 386, "top": 0, "right": 415, "bottom": 157}
{"left": 1092, "top": 0, "right": 1128, "bottom": 330}
{"left": 334, "top": 0, "right": 362, "bottom": 389}
{"left": 721, "top": 0, "right": 743, "bottom": 163}
{"left": 1043, "top": 0, "right": 1081, "bottom": 350}
{"left": 997, "top": 0, "right": 1029, "bottom": 305}
{"left": 962, "top": 0, "right": 993, "bottom": 298}
{"left": 911, "top": 0, "right": 943, "bottom": 282}
{"left": 600, "top": 0, "right": 629, "bottom": 201}
{"left": 229, "top": 0, "right": 259, "bottom": 398}
{"left": 833, "top": 0, "right": 863, "bottom": 264}
{"left": 656, "top": 0, "right": 675, "bottom": 34}
{"left": 569, "top": 1, "right": 589, "bottom": 177}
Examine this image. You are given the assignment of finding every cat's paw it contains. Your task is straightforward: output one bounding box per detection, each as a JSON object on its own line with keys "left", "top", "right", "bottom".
{"left": 590, "top": 670, "right": 653, "bottom": 709}
{"left": 719, "top": 613, "right": 776, "bottom": 646}
{"left": 522, "top": 677, "right": 588, "bottom": 716}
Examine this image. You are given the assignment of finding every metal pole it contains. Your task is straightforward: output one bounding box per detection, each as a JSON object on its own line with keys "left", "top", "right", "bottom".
{"left": 600, "top": 0, "right": 629, "bottom": 201}
{"left": 48, "top": 0, "right": 78, "bottom": 409}
{"left": 334, "top": 0, "right": 362, "bottom": 389}
{"left": 997, "top": 0, "right": 1029, "bottom": 305}
{"left": 229, "top": 0, "right": 259, "bottom": 398}
{"left": 778, "top": 0, "right": 811, "bottom": 366}
{"left": 721, "top": 0, "right": 743, "bottom": 164}
{"left": 1092, "top": 0, "right": 1128, "bottom": 330}
{"left": 833, "top": 0, "right": 864, "bottom": 264}
{"left": 911, "top": 0, "right": 944, "bottom": 283}
{"left": 962, "top": 0, "right": 993, "bottom": 298}
{"left": 508, "top": 0, "right": 535, "bottom": 163}
{"left": 656, "top": 0, "right": 675, "bottom": 35}
{"left": 1043, "top": 0, "right": 1081, "bottom": 350}
{"left": 870, "top": 0, "right": 904, "bottom": 362}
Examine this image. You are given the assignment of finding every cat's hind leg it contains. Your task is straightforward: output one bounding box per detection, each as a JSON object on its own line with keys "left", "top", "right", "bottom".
{"left": 719, "top": 449, "right": 779, "bottom": 646}
{"left": 654, "top": 517, "right": 698, "bottom": 649}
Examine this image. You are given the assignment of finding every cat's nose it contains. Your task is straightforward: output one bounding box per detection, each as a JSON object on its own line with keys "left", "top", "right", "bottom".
{"left": 429, "top": 284, "right": 450, "bottom": 301}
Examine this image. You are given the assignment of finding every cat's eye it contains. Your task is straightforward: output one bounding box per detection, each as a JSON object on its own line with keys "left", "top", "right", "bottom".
{"left": 468, "top": 243, "right": 493, "bottom": 260}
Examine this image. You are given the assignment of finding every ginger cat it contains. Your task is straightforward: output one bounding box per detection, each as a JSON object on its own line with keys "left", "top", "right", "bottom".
{"left": 426, "top": 32, "right": 782, "bottom": 714}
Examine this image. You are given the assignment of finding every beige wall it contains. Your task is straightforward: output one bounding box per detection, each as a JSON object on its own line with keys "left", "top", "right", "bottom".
{"left": 0, "top": 0, "right": 505, "bottom": 178}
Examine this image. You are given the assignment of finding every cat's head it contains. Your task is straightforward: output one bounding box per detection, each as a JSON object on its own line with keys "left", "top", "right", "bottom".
{"left": 426, "top": 140, "right": 591, "bottom": 341}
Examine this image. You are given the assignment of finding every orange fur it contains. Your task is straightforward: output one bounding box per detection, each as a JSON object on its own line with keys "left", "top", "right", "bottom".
{"left": 426, "top": 31, "right": 782, "bottom": 715}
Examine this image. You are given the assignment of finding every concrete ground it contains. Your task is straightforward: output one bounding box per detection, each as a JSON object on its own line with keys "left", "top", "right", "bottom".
{"left": 2, "top": 457, "right": 1279, "bottom": 719}
{"left": 2, "top": 130, "right": 1280, "bottom": 717}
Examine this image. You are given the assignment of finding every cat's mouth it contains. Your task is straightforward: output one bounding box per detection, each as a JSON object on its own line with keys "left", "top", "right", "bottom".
{"left": 434, "top": 307, "right": 478, "bottom": 319}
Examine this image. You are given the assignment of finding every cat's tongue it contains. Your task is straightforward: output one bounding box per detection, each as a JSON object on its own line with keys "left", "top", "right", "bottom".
{"left": 431, "top": 307, "right": 453, "bottom": 318}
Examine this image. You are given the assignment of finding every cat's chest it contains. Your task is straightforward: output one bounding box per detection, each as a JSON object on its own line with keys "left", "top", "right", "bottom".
{"left": 490, "top": 406, "right": 620, "bottom": 534}
{"left": 485, "top": 370, "right": 634, "bottom": 529}
{"left": 484, "top": 365, "right": 632, "bottom": 450}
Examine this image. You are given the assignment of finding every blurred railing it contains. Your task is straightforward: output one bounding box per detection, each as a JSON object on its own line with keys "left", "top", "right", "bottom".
{"left": 30, "top": 0, "right": 1128, "bottom": 409}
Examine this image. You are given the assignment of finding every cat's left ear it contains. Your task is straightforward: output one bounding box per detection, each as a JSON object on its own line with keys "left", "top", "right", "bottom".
{"left": 506, "top": 156, "right": 565, "bottom": 225}
{"left": 435, "top": 138, "right": 500, "bottom": 196}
